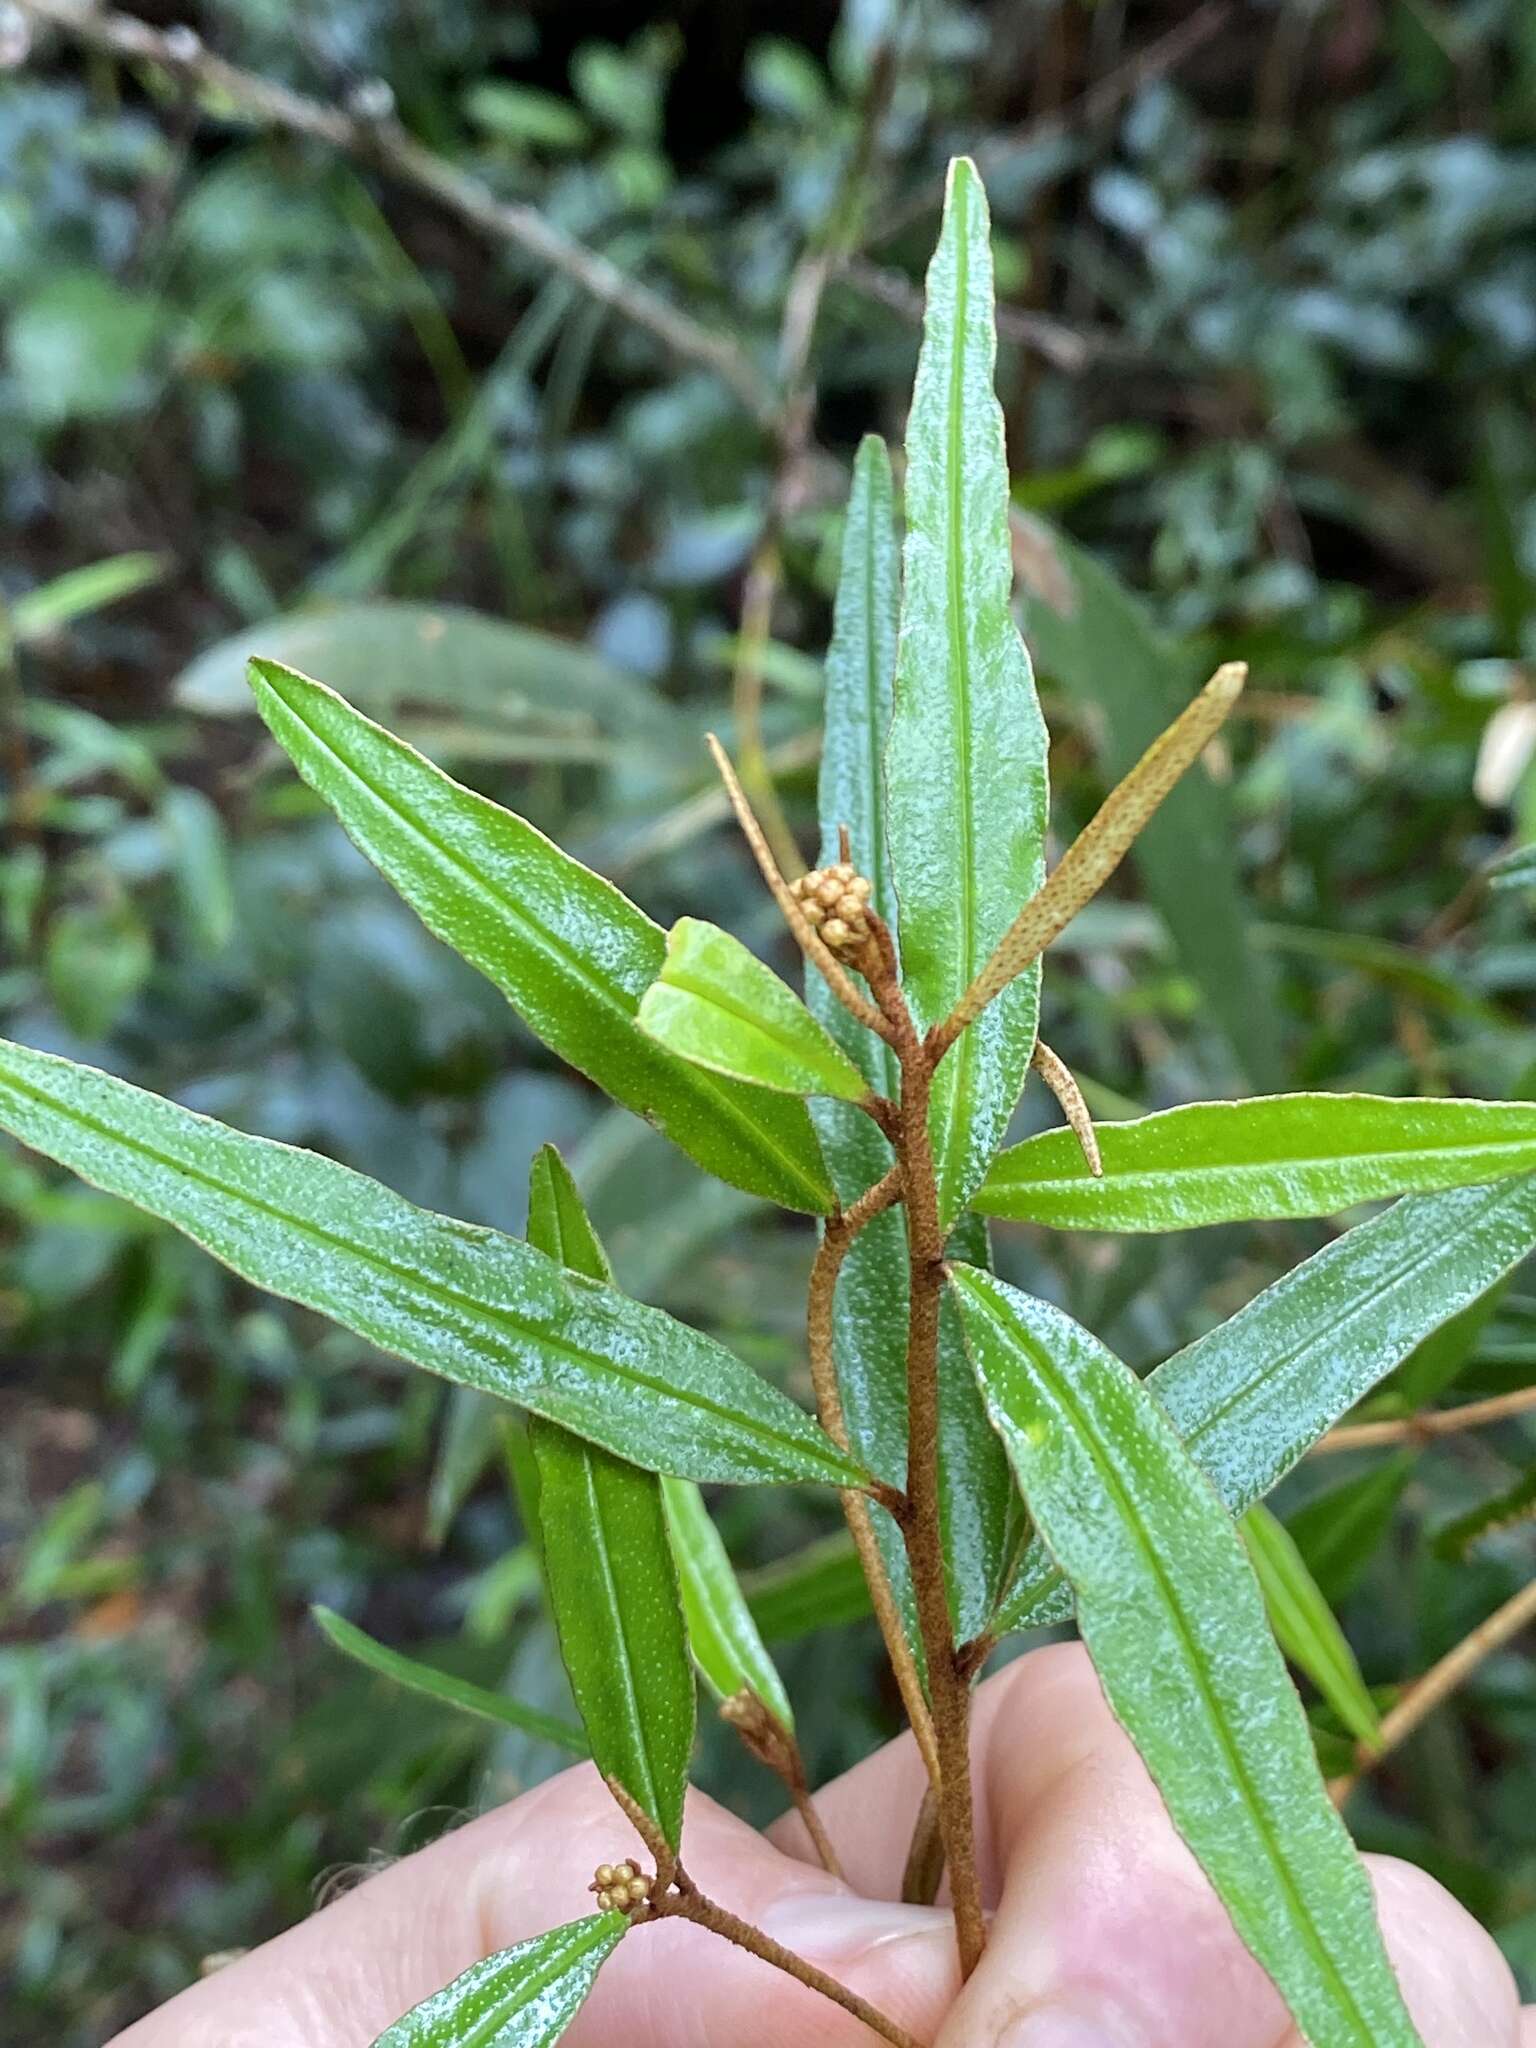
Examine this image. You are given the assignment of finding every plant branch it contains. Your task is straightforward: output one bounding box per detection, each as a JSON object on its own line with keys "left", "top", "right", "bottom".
{"left": 1329, "top": 1575, "right": 1536, "bottom": 1806}
{"left": 17, "top": 0, "right": 773, "bottom": 423}
{"left": 929, "top": 662, "right": 1247, "bottom": 1060}
{"left": 719, "top": 1691, "right": 845, "bottom": 1880}
{"left": 706, "top": 734, "right": 898, "bottom": 1044}
{"left": 1314, "top": 1384, "right": 1536, "bottom": 1454}
{"left": 655, "top": 1868, "right": 925, "bottom": 2048}
{"left": 900, "top": 1783, "right": 945, "bottom": 1905}
{"left": 808, "top": 1169, "right": 941, "bottom": 1791}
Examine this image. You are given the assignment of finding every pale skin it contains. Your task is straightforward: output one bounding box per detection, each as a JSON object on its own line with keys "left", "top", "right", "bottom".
{"left": 111, "top": 1643, "right": 1534, "bottom": 2048}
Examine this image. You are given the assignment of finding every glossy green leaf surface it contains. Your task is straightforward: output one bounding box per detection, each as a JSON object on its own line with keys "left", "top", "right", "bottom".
{"left": 661, "top": 1477, "right": 794, "bottom": 1729}
{"left": 1240, "top": 1508, "right": 1382, "bottom": 1751}
{"left": 637, "top": 918, "right": 869, "bottom": 1101}
{"left": 524, "top": 1143, "right": 694, "bottom": 1851}
{"left": 885, "top": 158, "right": 1048, "bottom": 1228}
{"left": 249, "top": 658, "right": 834, "bottom": 1214}
{"left": 1014, "top": 514, "right": 1282, "bottom": 1087}
{"left": 0, "top": 1037, "right": 863, "bottom": 1490}
{"left": 312, "top": 1605, "right": 588, "bottom": 1754}
{"left": 371, "top": 1914, "right": 625, "bottom": 2048}
{"left": 955, "top": 1270, "right": 1423, "bottom": 2048}
{"left": 977, "top": 1093, "right": 1536, "bottom": 1229}
{"left": 995, "top": 1173, "right": 1536, "bottom": 1632}
{"left": 531, "top": 1427, "right": 694, "bottom": 1849}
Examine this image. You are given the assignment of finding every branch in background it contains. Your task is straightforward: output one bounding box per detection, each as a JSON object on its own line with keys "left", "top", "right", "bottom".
{"left": 16, "top": 0, "right": 773, "bottom": 424}
{"left": 1314, "top": 1383, "right": 1536, "bottom": 1454}
{"left": 870, "top": 2, "right": 1232, "bottom": 245}
{"left": 1329, "top": 1575, "right": 1536, "bottom": 1806}
{"left": 729, "top": 37, "right": 904, "bottom": 877}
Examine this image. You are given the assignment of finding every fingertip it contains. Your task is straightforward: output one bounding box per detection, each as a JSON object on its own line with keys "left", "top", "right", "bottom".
{"left": 1366, "top": 1855, "right": 1524, "bottom": 2048}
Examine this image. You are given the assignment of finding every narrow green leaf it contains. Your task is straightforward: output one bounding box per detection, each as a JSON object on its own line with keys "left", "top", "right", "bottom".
{"left": 638, "top": 918, "right": 869, "bottom": 1101}
{"left": 531, "top": 1431, "right": 695, "bottom": 1849}
{"left": 0, "top": 1037, "right": 864, "bottom": 1490}
{"left": 248, "top": 658, "right": 834, "bottom": 1214}
{"left": 1288, "top": 1457, "right": 1415, "bottom": 1607}
{"left": 661, "top": 1477, "right": 794, "bottom": 1730}
{"left": 1014, "top": 514, "right": 1282, "bottom": 1087}
{"left": 995, "top": 1173, "right": 1536, "bottom": 1633}
{"left": 955, "top": 1271, "right": 1423, "bottom": 2048}
{"left": 1240, "top": 1507, "right": 1382, "bottom": 1751}
{"left": 312, "top": 1605, "right": 588, "bottom": 1754}
{"left": 427, "top": 1385, "right": 502, "bottom": 1547}
{"left": 886, "top": 158, "right": 1049, "bottom": 1228}
{"left": 525, "top": 1146, "right": 695, "bottom": 1852}
{"left": 1432, "top": 1468, "right": 1536, "bottom": 1560}
{"left": 526, "top": 1144, "right": 612, "bottom": 1284}
{"left": 976, "top": 1093, "right": 1536, "bottom": 1230}
{"left": 13, "top": 552, "right": 167, "bottom": 641}
{"left": 371, "top": 1914, "right": 625, "bottom": 2048}
{"left": 1488, "top": 842, "right": 1536, "bottom": 892}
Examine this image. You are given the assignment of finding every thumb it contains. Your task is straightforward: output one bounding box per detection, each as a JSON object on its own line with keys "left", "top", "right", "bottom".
{"left": 108, "top": 1761, "right": 959, "bottom": 2048}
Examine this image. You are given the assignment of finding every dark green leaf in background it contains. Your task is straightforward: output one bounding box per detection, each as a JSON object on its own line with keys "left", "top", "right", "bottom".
{"left": 637, "top": 917, "right": 870, "bottom": 1100}
{"left": 976, "top": 1093, "right": 1536, "bottom": 1230}
{"left": 0, "top": 1038, "right": 863, "bottom": 1489}
{"left": 1240, "top": 1507, "right": 1382, "bottom": 1751}
{"left": 955, "top": 1269, "right": 1423, "bottom": 2048}
{"left": 370, "top": 1914, "right": 626, "bottom": 2048}
{"left": 1013, "top": 515, "right": 1282, "bottom": 1088}
{"left": 885, "top": 158, "right": 1050, "bottom": 1229}
{"left": 249, "top": 659, "right": 835, "bottom": 1214}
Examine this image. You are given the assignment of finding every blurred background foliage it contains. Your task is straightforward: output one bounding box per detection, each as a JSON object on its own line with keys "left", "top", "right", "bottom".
{"left": 3, "top": 1, "right": 1536, "bottom": 2039}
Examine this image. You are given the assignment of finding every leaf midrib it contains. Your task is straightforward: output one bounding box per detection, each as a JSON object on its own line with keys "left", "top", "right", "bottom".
{"left": 988, "top": 1132, "right": 1536, "bottom": 1198}
{"left": 580, "top": 1447, "right": 663, "bottom": 1826}
{"left": 0, "top": 1063, "right": 849, "bottom": 1481}
{"left": 262, "top": 675, "right": 830, "bottom": 1211}
{"left": 987, "top": 1291, "right": 1384, "bottom": 2043}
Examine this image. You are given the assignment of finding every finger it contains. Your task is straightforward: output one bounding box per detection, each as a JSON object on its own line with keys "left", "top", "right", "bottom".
{"left": 108, "top": 1763, "right": 958, "bottom": 2048}
{"left": 935, "top": 1643, "right": 1523, "bottom": 2048}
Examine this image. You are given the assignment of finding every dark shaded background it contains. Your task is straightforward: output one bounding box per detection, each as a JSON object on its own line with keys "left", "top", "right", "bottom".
{"left": 3, "top": 2, "right": 1535, "bottom": 2040}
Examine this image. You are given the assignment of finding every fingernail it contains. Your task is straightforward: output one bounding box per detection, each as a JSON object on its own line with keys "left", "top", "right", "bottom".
{"left": 757, "top": 1891, "right": 955, "bottom": 1967}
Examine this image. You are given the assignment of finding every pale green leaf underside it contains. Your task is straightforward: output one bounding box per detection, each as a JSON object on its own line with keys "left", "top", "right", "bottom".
{"left": 955, "top": 1270, "right": 1423, "bottom": 2048}
{"left": 661, "top": 1476, "right": 794, "bottom": 1730}
{"left": 1240, "top": 1508, "right": 1382, "bottom": 1752}
{"left": 0, "top": 1037, "right": 863, "bottom": 1490}
{"left": 638, "top": 917, "right": 869, "bottom": 1101}
{"left": 885, "top": 157, "right": 1048, "bottom": 1229}
{"left": 995, "top": 1172, "right": 1536, "bottom": 1632}
{"left": 249, "top": 658, "right": 834, "bottom": 1214}
{"left": 370, "top": 1914, "right": 626, "bottom": 2048}
{"left": 312, "top": 1605, "right": 588, "bottom": 1755}
{"left": 976, "top": 1093, "right": 1536, "bottom": 1229}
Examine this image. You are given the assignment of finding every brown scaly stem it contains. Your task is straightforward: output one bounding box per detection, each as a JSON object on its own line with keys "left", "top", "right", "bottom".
{"left": 649, "top": 1867, "right": 925, "bottom": 2048}
{"left": 720, "top": 1691, "right": 845, "bottom": 1881}
{"left": 1314, "top": 1383, "right": 1536, "bottom": 1454}
{"left": 900, "top": 1784, "right": 945, "bottom": 1906}
{"left": 809, "top": 1169, "right": 941, "bottom": 1792}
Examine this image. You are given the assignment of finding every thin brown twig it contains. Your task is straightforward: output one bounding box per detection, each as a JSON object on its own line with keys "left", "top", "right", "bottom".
{"left": 808, "top": 1171, "right": 941, "bottom": 1792}
{"left": 18, "top": 0, "right": 772, "bottom": 423}
{"left": 1329, "top": 1575, "right": 1536, "bottom": 1806}
{"left": 1314, "top": 1384, "right": 1536, "bottom": 1455}
{"left": 1031, "top": 1040, "right": 1102, "bottom": 1176}
{"left": 706, "top": 734, "right": 897, "bottom": 1044}
{"left": 656, "top": 1869, "right": 925, "bottom": 2048}
{"left": 718, "top": 1691, "right": 845, "bottom": 1881}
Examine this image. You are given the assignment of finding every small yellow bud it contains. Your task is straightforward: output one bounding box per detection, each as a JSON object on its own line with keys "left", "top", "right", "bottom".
{"left": 835, "top": 891, "right": 864, "bottom": 920}
{"left": 626, "top": 1876, "right": 649, "bottom": 1904}
{"left": 594, "top": 1864, "right": 616, "bottom": 1888}
{"left": 596, "top": 1890, "right": 615, "bottom": 1911}
{"left": 821, "top": 917, "right": 850, "bottom": 947}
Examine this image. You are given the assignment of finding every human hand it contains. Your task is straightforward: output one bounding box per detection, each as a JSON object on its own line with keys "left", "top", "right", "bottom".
{"left": 110, "top": 1642, "right": 1533, "bottom": 2048}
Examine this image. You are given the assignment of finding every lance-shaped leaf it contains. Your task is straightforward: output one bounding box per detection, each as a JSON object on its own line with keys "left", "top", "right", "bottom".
{"left": 977, "top": 1093, "right": 1536, "bottom": 1230}
{"left": 372, "top": 1914, "right": 626, "bottom": 2048}
{"left": 994, "top": 1172, "right": 1536, "bottom": 1633}
{"left": 0, "top": 1038, "right": 864, "bottom": 1491}
{"left": 661, "top": 1477, "right": 794, "bottom": 1730}
{"left": 312, "top": 1605, "right": 588, "bottom": 1754}
{"left": 954, "top": 1270, "right": 1424, "bottom": 2048}
{"left": 248, "top": 658, "right": 834, "bottom": 1215}
{"left": 1240, "top": 1508, "right": 1382, "bottom": 1752}
{"left": 525, "top": 1145, "right": 695, "bottom": 1853}
{"left": 638, "top": 918, "right": 870, "bottom": 1102}
{"left": 885, "top": 157, "right": 1049, "bottom": 1228}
